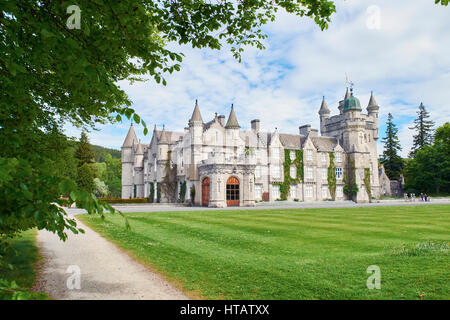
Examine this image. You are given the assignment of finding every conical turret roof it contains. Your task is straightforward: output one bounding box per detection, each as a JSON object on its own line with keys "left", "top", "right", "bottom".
{"left": 225, "top": 104, "right": 240, "bottom": 129}
{"left": 367, "top": 91, "right": 379, "bottom": 110}
{"left": 189, "top": 99, "right": 203, "bottom": 125}
{"left": 135, "top": 143, "right": 144, "bottom": 155}
{"left": 159, "top": 125, "right": 169, "bottom": 144}
{"left": 122, "top": 123, "right": 138, "bottom": 148}
{"left": 318, "top": 96, "right": 330, "bottom": 115}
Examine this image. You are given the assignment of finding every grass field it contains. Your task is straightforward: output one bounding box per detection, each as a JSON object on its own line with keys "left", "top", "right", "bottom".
{"left": 79, "top": 205, "right": 450, "bottom": 300}
{"left": 0, "top": 229, "right": 48, "bottom": 300}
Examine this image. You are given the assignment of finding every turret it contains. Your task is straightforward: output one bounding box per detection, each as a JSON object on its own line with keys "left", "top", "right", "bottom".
{"left": 338, "top": 88, "right": 351, "bottom": 114}
{"left": 225, "top": 104, "right": 240, "bottom": 146}
{"left": 343, "top": 87, "right": 362, "bottom": 118}
{"left": 158, "top": 125, "right": 170, "bottom": 161}
{"left": 134, "top": 142, "right": 144, "bottom": 168}
{"left": 318, "top": 96, "right": 330, "bottom": 135}
{"left": 367, "top": 91, "right": 379, "bottom": 140}
{"left": 121, "top": 123, "right": 138, "bottom": 198}
{"left": 188, "top": 100, "right": 204, "bottom": 182}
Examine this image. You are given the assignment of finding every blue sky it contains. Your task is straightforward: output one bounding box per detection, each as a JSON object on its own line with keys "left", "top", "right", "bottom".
{"left": 65, "top": 0, "right": 450, "bottom": 158}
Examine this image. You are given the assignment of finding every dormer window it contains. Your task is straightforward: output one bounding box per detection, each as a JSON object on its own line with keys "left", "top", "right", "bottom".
{"left": 306, "top": 149, "right": 313, "bottom": 161}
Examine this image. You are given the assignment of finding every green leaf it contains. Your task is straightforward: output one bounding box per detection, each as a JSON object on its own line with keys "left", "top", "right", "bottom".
{"left": 133, "top": 113, "right": 140, "bottom": 124}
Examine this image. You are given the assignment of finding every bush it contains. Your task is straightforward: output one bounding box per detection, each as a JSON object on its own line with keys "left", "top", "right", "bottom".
{"left": 97, "top": 198, "right": 148, "bottom": 204}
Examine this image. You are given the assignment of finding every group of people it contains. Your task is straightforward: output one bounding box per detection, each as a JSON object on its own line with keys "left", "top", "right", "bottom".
{"left": 404, "top": 193, "right": 431, "bottom": 202}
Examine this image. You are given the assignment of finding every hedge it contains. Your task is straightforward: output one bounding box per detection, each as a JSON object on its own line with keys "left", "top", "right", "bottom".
{"left": 97, "top": 197, "right": 149, "bottom": 204}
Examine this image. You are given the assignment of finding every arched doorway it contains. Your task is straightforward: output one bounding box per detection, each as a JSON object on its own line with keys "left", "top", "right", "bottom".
{"left": 226, "top": 176, "right": 240, "bottom": 207}
{"left": 202, "top": 177, "right": 210, "bottom": 207}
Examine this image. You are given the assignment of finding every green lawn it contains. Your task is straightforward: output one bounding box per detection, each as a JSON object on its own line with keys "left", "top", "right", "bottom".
{"left": 79, "top": 205, "right": 450, "bottom": 300}
{"left": 0, "top": 229, "right": 48, "bottom": 300}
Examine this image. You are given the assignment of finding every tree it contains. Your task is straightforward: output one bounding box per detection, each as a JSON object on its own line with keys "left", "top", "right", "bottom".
{"left": 74, "top": 132, "right": 95, "bottom": 167}
{"left": 93, "top": 178, "right": 109, "bottom": 198}
{"left": 380, "top": 113, "right": 404, "bottom": 180}
{"left": 409, "top": 103, "right": 435, "bottom": 157}
{"left": 104, "top": 154, "right": 122, "bottom": 197}
{"left": 74, "top": 132, "right": 96, "bottom": 192}
{"left": 404, "top": 122, "right": 450, "bottom": 194}
{"left": 76, "top": 163, "right": 95, "bottom": 194}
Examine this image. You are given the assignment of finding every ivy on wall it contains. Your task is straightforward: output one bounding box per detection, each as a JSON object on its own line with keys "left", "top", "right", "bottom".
{"left": 272, "top": 149, "right": 304, "bottom": 200}
{"left": 179, "top": 181, "right": 187, "bottom": 203}
{"left": 327, "top": 152, "right": 336, "bottom": 200}
{"left": 148, "top": 182, "right": 154, "bottom": 203}
{"left": 363, "top": 168, "right": 372, "bottom": 201}
{"left": 156, "top": 182, "right": 161, "bottom": 203}
{"left": 343, "top": 156, "right": 359, "bottom": 198}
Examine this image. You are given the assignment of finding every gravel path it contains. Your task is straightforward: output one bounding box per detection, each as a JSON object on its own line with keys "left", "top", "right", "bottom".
{"left": 35, "top": 218, "right": 188, "bottom": 300}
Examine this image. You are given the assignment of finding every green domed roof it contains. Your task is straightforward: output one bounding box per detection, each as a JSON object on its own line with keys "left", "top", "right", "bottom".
{"left": 344, "top": 91, "right": 362, "bottom": 111}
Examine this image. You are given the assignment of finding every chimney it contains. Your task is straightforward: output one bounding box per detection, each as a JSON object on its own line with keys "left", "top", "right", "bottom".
{"left": 299, "top": 125, "right": 311, "bottom": 136}
{"left": 251, "top": 119, "right": 260, "bottom": 132}
{"left": 309, "top": 129, "right": 318, "bottom": 137}
{"left": 218, "top": 115, "right": 225, "bottom": 126}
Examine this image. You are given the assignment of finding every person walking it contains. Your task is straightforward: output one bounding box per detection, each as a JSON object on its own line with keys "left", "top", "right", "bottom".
{"left": 420, "top": 193, "right": 424, "bottom": 201}
{"left": 424, "top": 194, "right": 428, "bottom": 202}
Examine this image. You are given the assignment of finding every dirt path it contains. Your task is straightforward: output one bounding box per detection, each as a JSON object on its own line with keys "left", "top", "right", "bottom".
{"left": 35, "top": 218, "right": 188, "bottom": 300}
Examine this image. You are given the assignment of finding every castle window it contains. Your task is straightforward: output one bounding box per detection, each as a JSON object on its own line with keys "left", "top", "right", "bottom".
{"left": 321, "top": 153, "right": 327, "bottom": 163}
{"left": 336, "top": 152, "right": 342, "bottom": 163}
{"left": 290, "top": 185, "right": 297, "bottom": 199}
{"left": 306, "top": 149, "right": 313, "bottom": 161}
{"left": 272, "top": 165, "right": 281, "bottom": 179}
{"left": 305, "top": 167, "right": 314, "bottom": 180}
{"left": 322, "top": 168, "right": 327, "bottom": 180}
{"left": 290, "top": 150, "right": 296, "bottom": 160}
{"left": 305, "top": 185, "right": 313, "bottom": 198}
{"left": 255, "top": 185, "right": 262, "bottom": 200}
{"left": 290, "top": 166, "right": 296, "bottom": 179}
{"left": 255, "top": 165, "right": 261, "bottom": 179}
{"left": 336, "top": 168, "right": 343, "bottom": 180}
{"left": 272, "top": 185, "right": 280, "bottom": 200}
{"left": 322, "top": 186, "right": 328, "bottom": 199}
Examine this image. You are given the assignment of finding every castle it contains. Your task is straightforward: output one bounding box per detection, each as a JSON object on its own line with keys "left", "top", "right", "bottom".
{"left": 121, "top": 87, "right": 381, "bottom": 206}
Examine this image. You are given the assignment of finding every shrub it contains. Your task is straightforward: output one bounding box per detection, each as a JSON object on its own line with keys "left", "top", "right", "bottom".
{"left": 97, "top": 198, "right": 148, "bottom": 204}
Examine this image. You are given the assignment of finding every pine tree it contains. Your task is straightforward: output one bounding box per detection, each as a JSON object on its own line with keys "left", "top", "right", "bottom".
{"left": 409, "top": 103, "right": 435, "bottom": 157}
{"left": 74, "top": 132, "right": 95, "bottom": 192}
{"left": 381, "top": 113, "right": 404, "bottom": 180}
{"left": 74, "top": 132, "right": 95, "bottom": 167}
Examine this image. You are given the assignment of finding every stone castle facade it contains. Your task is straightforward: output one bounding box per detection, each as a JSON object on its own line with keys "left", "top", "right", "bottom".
{"left": 122, "top": 87, "right": 381, "bottom": 206}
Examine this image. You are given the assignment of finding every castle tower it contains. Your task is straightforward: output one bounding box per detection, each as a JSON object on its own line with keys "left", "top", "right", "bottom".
{"left": 225, "top": 104, "right": 241, "bottom": 144}
{"left": 188, "top": 100, "right": 204, "bottom": 204}
{"left": 342, "top": 87, "right": 372, "bottom": 202}
{"left": 367, "top": 91, "right": 380, "bottom": 140}
{"left": 121, "top": 123, "right": 138, "bottom": 198}
{"left": 158, "top": 125, "right": 170, "bottom": 161}
{"left": 318, "top": 96, "right": 330, "bottom": 135}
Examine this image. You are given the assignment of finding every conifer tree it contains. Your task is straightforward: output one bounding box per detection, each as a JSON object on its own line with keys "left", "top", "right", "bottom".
{"left": 74, "top": 132, "right": 95, "bottom": 192}
{"left": 409, "top": 103, "right": 435, "bottom": 157}
{"left": 74, "top": 132, "right": 95, "bottom": 167}
{"left": 381, "top": 113, "right": 404, "bottom": 180}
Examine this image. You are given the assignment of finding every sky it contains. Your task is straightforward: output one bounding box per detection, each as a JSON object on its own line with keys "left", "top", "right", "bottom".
{"left": 65, "top": 0, "right": 450, "bottom": 158}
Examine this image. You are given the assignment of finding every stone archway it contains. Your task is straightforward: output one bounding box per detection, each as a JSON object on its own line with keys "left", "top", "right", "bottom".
{"left": 226, "top": 176, "right": 240, "bottom": 207}
{"left": 202, "top": 177, "right": 210, "bottom": 207}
